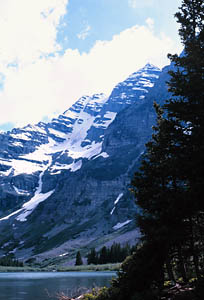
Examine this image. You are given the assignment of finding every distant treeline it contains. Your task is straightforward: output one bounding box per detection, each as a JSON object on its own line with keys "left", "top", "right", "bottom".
{"left": 87, "top": 243, "right": 136, "bottom": 265}
{"left": 0, "top": 256, "right": 23, "bottom": 267}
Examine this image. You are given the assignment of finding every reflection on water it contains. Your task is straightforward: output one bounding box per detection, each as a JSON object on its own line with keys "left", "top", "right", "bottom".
{"left": 0, "top": 272, "right": 116, "bottom": 300}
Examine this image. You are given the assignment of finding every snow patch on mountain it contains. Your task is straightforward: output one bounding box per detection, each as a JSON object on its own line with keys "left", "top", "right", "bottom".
{"left": 13, "top": 186, "right": 30, "bottom": 196}
{"left": 93, "top": 111, "right": 117, "bottom": 129}
{"left": 93, "top": 152, "right": 109, "bottom": 160}
{"left": 16, "top": 189, "right": 54, "bottom": 222}
{"left": 0, "top": 158, "right": 43, "bottom": 177}
{"left": 110, "top": 207, "right": 115, "bottom": 215}
{"left": 0, "top": 207, "right": 23, "bottom": 221}
{"left": 12, "top": 141, "right": 24, "bottom": 147}
{"left": 114, "top": 193, "right": 123, "bottom": 204}
{"left": 43, "top": 94, "right": 109, "bottom": 165}
{"left": 23, "top": 124, "right": 47, "bottom": 134}
{"left": 21, "top": 138, "right": 56, "bottom": 163}
{"left": 66, "top": 142, "right": 103, "bottom": 160}
{"left": 110, "top": 193, "right": 123, "bottom": 215}
{"left": 48, "top": 128, "right": 67, "bottom": 139}
{"left": 50, "top": 159, "right": 82, "bottom": 174}
{"left": 0, "top": 155, "right": 54, "bottom": 222}
{"left": 10, "top": 132, "right": 32, "bottom": 141}
{"left": 113, "top": 220, "right": 132, "bottom": 230}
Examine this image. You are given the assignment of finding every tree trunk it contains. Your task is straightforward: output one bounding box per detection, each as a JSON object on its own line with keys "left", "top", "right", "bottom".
{"left": 177, "top": 245, "right": 188, "bottom": 283}
{"left": 189, "top": 217, "right": 201, "bottom": 279}
{"left": 166, "top": 255, "right": 176, "bottom": 283}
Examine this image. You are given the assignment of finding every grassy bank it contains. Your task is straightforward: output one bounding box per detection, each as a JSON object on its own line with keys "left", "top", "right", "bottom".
{"left": 0, "top": 265, "right": 43, "bottom": 272}
{"left": 56, "top": 263, "right": 121, "bottom": 272}
{"left": 0, "top": 263, "right": 121, "bottom": 272}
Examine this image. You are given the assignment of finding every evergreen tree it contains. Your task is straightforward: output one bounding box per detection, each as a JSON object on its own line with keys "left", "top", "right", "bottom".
{"left": 98, "top": 246, "right": 108, "bottom": 264}
{"left": 87, "top": 248, "right": 98, "bottom": 265}
{"left": 164, "top": 0, "right": 204, "bottom": 279}
{"left": 166, "top": 0, "right": 204, "bottom": 217}
{"left": 113, "top": 241, "right": 166, "bottom": 299}
{"left": 132, "top": 103, "right": 189, "bottom": 281}
{"left": 131, "top": 0, "right": 204, "bottom": 284}
{"left": 75, "top": 251, "right": 83, "bottom": 266}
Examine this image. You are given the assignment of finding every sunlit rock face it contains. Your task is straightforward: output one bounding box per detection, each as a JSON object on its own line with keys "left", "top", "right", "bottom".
{"left": 0, "top": 63, "right": 171, "bottom": 260}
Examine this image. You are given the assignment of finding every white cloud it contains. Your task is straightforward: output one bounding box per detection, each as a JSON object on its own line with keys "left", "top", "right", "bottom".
{"left": 0, "top": 13, "right": 182, "bottom": 128}
{"left": 0, "top": 0, "right": 68, "bottom": 69}
{"left": 77, "top": 25, "right": 91, "bottom": 40}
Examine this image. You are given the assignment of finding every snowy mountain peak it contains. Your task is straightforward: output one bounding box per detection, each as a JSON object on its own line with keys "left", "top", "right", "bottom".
{"left": 107, "top": 63, "right": 161, "bottom": 108}
{"left": 143, "top": 62, "right": 160, "bottom": 71}
{"left": 127, "top": 63, "right": 161, "bottom": 81}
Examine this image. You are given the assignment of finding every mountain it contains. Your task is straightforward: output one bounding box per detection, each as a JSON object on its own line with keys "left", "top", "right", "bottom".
{"left": 0, "top": 63, "right": 169, "bottom": 262}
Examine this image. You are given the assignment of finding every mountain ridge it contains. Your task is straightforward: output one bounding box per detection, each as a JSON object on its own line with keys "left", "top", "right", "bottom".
{"left": 0, "top": 63, "right": 167, "bottom": 262}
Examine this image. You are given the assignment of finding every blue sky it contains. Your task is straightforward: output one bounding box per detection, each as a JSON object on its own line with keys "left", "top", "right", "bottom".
{"left": 0, "top": 0, "right": 182, "bottom": 131}
{"left": 58, "top": 0, "right": 181, "bottom": 53}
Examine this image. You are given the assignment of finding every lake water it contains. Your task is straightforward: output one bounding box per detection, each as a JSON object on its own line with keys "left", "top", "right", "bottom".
{"left": 0, "top": 271, "right": 116, "bottom": 300}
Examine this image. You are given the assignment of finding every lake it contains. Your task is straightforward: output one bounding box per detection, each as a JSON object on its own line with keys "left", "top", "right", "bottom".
{"left": 0, "top": 271, "right": 116, "bottom": 300}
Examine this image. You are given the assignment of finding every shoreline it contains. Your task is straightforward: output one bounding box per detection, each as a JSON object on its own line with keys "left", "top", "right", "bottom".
{"left": 0, "top": 263, "right": 120, "bottom": 273}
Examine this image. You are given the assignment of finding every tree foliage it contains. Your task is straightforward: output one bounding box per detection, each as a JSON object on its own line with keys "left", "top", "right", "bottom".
{"left": 0, "top": 256, "right": 23, "bottom": 267}
{"left": 87, "top": 243, "right": 134, "bottom": 265}
{"left": 131, "top": 0, "right": 204, "bottom": 288}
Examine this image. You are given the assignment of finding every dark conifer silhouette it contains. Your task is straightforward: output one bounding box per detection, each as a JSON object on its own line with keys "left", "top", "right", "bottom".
{"left": 75, "top": 251, "right": 83, "bottom": 266}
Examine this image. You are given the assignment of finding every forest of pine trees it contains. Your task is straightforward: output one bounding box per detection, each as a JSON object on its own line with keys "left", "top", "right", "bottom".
{"left": 83, "top": 1, "right": 204, "bottom": 299}
{"left": 0, "top": 256, "right": 23, "bottom": 267}
{"left": 87, "top": 243, "right": 136, "bottom": 265}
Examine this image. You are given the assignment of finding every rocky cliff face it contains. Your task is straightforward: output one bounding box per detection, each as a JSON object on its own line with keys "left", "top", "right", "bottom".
{"left": 0, "top": 63, "right": 170, "bottom": 261}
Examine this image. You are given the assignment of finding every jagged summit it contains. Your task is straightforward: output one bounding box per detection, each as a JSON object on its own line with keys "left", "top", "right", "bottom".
{"left": 108, "top": 63, "right": 161, "bottom": 107}
{"left": 63, "top": 93, "right": 107, "bottom": 116}
{"left": 125, "top": 63, "right": 161, "bottom": 83}
{"left": 143, "top": 62, "right": 160, "bottom": 70}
